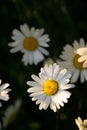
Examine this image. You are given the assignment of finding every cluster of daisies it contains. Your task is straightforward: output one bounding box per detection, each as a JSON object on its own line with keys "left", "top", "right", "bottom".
{"left": 1, "top": 23, "right": 87, "bottom": 129}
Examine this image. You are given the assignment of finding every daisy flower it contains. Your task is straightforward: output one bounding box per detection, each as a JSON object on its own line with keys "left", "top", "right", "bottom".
{"left": 27, "top": 63, "right": 74, "bottom": 112}
{"left": 75, "top": 47, "right": 87, "bottom": 68}
{"left": 8, "top": 23, "right": 50, "bottom": 65}
{"left": 75, "top": 117, "right": 87, "bottom": 130}
{"left": 0, "top": 79, "right": 11, "bottom": 107}
{"left": 0, "top": 99, "right": 22, "bottom": 129}
{"left": 43, "top": 57, "right": 59, "bottom": 66}
{"left": 59, "top": 38, "right": 87, "bottom": 83}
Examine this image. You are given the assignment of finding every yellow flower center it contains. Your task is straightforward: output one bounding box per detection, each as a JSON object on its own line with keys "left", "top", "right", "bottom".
{"left": 73, "top": 54, "right": 84, "bottom": 69}
{"left": 43, "top": 80, "right": 58, "bottom": 96}
{"left": 23, "top": 37, "right": 38, "bottom": 51}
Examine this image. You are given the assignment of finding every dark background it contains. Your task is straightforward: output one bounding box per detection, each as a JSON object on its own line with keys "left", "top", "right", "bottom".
{"left": 0, "top": 0, "right": 87, "bottom": 130}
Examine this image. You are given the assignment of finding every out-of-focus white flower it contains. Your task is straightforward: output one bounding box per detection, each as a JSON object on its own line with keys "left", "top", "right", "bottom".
{"left": 8, "top": 23, "right": 50, "bottom": 65}
{"left": 0, "top": 79, "right": 11, "bottom": 107}
{"left": 59, "top": 38, "right": 87, "bottom": 83}
{"left": 1, "top": 99, "right": 22, "bottom": 129}
{"left": 75, "top": 117, "right": 87, "bottom": 130}
{"left": 75, "top": 47, "right": 87, "bottom": 68}
{"left": 27, "top": 63, "right": 74, "bottom": 112}
{"left": 43, "top": 57, "right": 59, "bottom": 66}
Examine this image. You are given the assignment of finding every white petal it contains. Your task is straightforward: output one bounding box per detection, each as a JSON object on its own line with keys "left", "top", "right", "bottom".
{"left": 39, "top": 68, "right": 48, "bottom": 80}
{"left": 30, "top": 27, "right": 35, "bottom": 35}
{"left": 0, "top": 95, "right": 9, "bottom": 101}
{"left": 8, "top": 40, "right": 23, "bottom": 47}
{"left": 53, "top": 64, "right": 60, "bottom": 80}
{"left": 58, "top": 90, "right": 71, "bottom": 98}
{"left": 50, "top": 102, "right": 57, "bottom": 112}
{"left": 56, "top": 69, "right": 67, "bottom": 82}
{"left": 34, "top": 28, "right": 45, "bottom": 38}
{"left": 52, "top": 94, "right": 64, "bottom": 107}
{"left": 38, "top": 34, "right": 50, "bottom": 42}
{"left": 12, "top": 29, "right": 24, "bottom": 38}
{"left": 31, "top": 75, "right": 43, "bottom": 85}
{"left": 43, "top": 96, "right": 50, "bottom": 110}
{"left": 78, "top": 55, "right": 87, "bottom": 62}
{"left": 27, "top": 81, "right": 41, "bottom": 87}
{"left": 73, "top": 40, "right": 80, "bottom": 49}
{"left": 58, "top": 91, "right": 69, "bottom": 103}
{"left": 38, "top": 47, "right": 49, "bottom": 56}
{"left": 80, "top": 38, "right": 85, "bottom": 46}
{"left": 60, "top": 84, "right": 75, "bottom": 90}
{"left": 71, "top": 70, "right": 80, "bottom": 83}
{"left": 10, "top": 46, "right": 23, "bottom": 53}
{"left": 33, "top": 50, "right": 44, "bottom": 65}
{"left": 20, "top": 24, "right": 30, "bottom": 36}
{"left": 39, "top": 101, "right": 45, "bottom": 110}
{"left": 29, "top": 91, "right": 44, "bottom": 97}
{"left": 33, "top": 94, "right": 46, "bottom": 102}
{"left": 39, "top": 42, "right": 49, "bottom": 47}
{"left": 0, "top": 80, "right": 2, "bottom": 84}
{"left": 11, "top": 35, "right": 24, "bottom": 41}
{"left": 27, "top": 52, "right": 34, "bottom": 65}
{"left": 43, "top": 64, "right": 50, "bottom": 78}
{"left": 83, "top": 70, "right": 87, "bottom": 81}
{"left": 1, "top": 89, "right": 11, "bottom": 94}
{"left": 46, "top": 64, "right": 53, "bottom": 79}
{"left": 0, "top": 83, "right": 10, "bottom": 90}
{"left": 22, "top": 52, "right": 34, "bottom": 65}
{"left": 83, "top": 60, "right": 87, "bottom": 68}
{"left": 75, "top": 48, "right": 87, "bottom": 55}
{"left": 80, "top": 70, "right": 85, "bottom": 83}
{"left": 27, "top": 86, "right": 42, "bottom": 93}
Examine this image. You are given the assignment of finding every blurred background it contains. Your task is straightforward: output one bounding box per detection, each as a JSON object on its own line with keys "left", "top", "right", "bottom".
{"left": 0, "top": 0, "right": 87, "bottom": 130}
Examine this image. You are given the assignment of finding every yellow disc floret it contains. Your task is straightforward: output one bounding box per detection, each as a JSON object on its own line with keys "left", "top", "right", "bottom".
{"left": 73, "top": 54, "right": 84, "bottom": 70}
{"left": 43, "top": 80, "right": 58, "bottom": 96}
{"left": 23, "top": 37, "right": 38, "bottom": 51}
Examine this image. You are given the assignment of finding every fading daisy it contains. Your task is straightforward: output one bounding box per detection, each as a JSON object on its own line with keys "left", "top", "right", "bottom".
{"left": 43, "top": 57, "right": 59, "bottom": 66}
{"left": 59, "top": 38, "right": 87, "bottom": 83}
{"left": 0, "top": 79, "right": 11, "bottom": 107}
{"left": 8, "top": 23, "right": 50, "bottom": 65}
{"left": 0, "top": 99, "right": 22, "bottom": 129}
{"left": 75, "top": 117, "right": 87, "bottom": 130}
{"left": 27, "top": 63, "right": 74, "bottom": 112}
{"left": 75, "top": 47, "right": 87, "bottom": 68}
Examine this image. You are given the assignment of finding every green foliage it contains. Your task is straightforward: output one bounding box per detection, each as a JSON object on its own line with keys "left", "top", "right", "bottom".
{"left": 0, "top": 0, "right": 87, "bottom": 130}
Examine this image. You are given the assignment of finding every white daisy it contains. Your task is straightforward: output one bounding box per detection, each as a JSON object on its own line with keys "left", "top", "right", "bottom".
{"left": 43, "top": 57, "right": 59, "bottom": 66}
{"left": 1, "top": 99, "right": 22, "bottom": 129}
{"left": 8, "top": 23, "right": 50, "bottom": 65}
{"left": 75, "top": 47, "right": 87, "bottom": 68}
{"left": 0, "top": 79, "right": 11, "bottom": 107}
{"left": 75, "top": 117, "right": 87, "bottom": 130}
{"left": 27, "top": 63, "right": 74, "bottom": 112}
{"left": 59, "top": 38, "right": 87, "bottom": 83}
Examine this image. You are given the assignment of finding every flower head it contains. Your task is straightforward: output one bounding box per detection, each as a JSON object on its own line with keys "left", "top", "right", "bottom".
{"left": 1, "top": 99, "right": 22, "bottom": 129}
{"left": 59, "top": 38, "right": 87, "bottom": 83}
{"left": 43, "top": 57, "right": 59, "bottom": 66}
{"left": 75, "top": 47, "right": 87, "bottom": 68}
{"left": 75, "top": 117, "right": 87, "bottom": 130}
{"left": 27, "top": 63, "right": 74, "bottom": 112}
{"left": 8, "top": 23, "right": 50, "bottom": 65}
{"left": 0, "top": 80, "right": 11, "bottom": 107}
